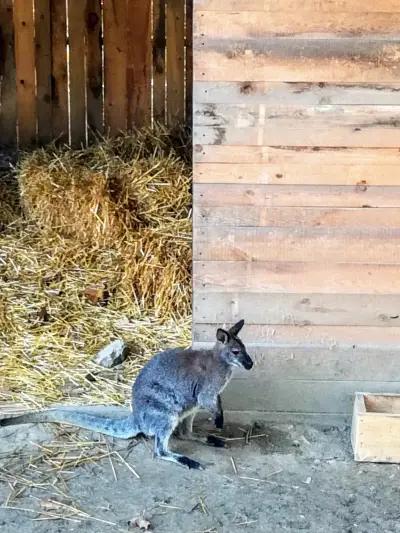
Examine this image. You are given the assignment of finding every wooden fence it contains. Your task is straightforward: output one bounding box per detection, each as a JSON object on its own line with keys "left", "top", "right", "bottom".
{"left": 0, "top": 0, "right": 192, "bottom": 147}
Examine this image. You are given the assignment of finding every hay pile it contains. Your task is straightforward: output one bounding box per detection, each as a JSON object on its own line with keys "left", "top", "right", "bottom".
{"left": 0, "top": 127, "right": 192, "bottom": 408}
{"left": 18, "top": 127, "right": 192, "bottom": 317}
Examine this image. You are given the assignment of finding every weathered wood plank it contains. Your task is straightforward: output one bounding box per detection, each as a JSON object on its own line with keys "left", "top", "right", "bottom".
{"left": 194, "top": 38, "right": 400, "bottom": 82}
{"left": 68, "top": 0, "right": 86, "bottom": 146}
{"left": 0, "top": 0, "right": 16, "bottom": 145}
{"left": 195, "top": 0, "right": 400, "bottom": 13}
{"left": 194, "top": 146, "right": 400, "bottom": 165}
{"left": 85, "top": 0, "right": 103, "bottom": 134}
{"left": 193, "top": 292, "right": 400, "bottom": 327}
{"left": 194, "top": 104, "right": 400, "bottom": 148}
{"left": 194, "top": 206, "right": 400, "bottom": 229}
{"left": 194, "top": 163, "right": 400, "bottom": 186}
{"left": 194, "top": 261, "right": 400, "bottom": 294}
{"left": 153, "top": 0, "right": 166, "bottom": 123}
{"left": 255, "top": 350, "right": 400, "bottom": 382}
{"left": 103, "top": 0, "right": 127, "bottom": 134}
{"left": 127, "top": 0, "right": 151, "bottom": 128}
{"left": 35, "top": 0, "right": 52, "bottom": 144}
{"left": 167, "top": 0, "right": 185, "bottom": 126}
{"left": 194, "top": 324, "right": 400, "bottom": 347}
{"left": 14, "top": 0, "right": 36, "bottom": 145}
{"left": 195, "top": 11, "right": 400, "bottom": 38}
{"left": 193, "top": 82, "right": 400, "bottom": 106}
{"left": 194, "top": 184, "right": 400, "bottom": 208}
{"left": 194, "top": 227, "right": 400, "bottom": 263}
{"left": 223, "top": 379, "right": 400, "bottom": 414}
{"left": 185, "top": 0, "right": 193, "bottom": 126}
{"left": 50, "top": 0, "right": 68, "bottom": 142}
{"left": 195, "top": 345, "right": 400, "bottom": 382}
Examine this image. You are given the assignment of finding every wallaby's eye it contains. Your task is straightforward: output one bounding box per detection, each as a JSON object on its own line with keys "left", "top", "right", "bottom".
{"left": 232, "top": 349, "right": 240, "bottom": 355}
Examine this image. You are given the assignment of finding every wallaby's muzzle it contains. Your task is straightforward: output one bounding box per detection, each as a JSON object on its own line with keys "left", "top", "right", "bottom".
{"left": 241, "top": 354, "right": 253, "bottom": 370}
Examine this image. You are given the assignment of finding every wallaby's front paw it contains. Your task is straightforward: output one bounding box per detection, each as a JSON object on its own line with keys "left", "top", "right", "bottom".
{"left": 178, "top": 456, "right": 205, "bottom": 470}
{"left": 214, "top": 413, "right": 224, "bottom": 429}
{"left": 207, "top": 435, "right": 225, "bottom": 448}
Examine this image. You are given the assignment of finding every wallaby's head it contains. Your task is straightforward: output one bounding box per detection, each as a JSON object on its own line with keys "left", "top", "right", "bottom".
{"left": 215, "top": 319, "right": 253, "bottom": 370}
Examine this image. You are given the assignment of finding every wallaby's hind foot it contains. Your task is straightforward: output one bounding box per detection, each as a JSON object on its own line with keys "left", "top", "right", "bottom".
{"left": 175, "top": 415, "right": 226, "bottom": 448}
{"left": 154, "top": 434, "right": 205, "bottom": 470}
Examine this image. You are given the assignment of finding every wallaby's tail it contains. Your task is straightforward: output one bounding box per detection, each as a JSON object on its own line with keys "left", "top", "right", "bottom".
{"left": 0, "top": 408, "right": 139, "bottom": 439}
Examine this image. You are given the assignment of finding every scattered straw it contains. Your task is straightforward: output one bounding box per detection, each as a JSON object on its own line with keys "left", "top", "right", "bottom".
{"left": 230, "top": 457, "right": 238, "bottom": 475}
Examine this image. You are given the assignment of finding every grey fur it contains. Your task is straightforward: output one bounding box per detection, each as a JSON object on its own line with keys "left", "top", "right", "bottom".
{"left": 1, "top": 320, "right": 253, "bottom": 470}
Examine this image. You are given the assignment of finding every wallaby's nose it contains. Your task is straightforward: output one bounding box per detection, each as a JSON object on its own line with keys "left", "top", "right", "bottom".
{"left": 243, "top": 355, "right": 253, "bottom": 370}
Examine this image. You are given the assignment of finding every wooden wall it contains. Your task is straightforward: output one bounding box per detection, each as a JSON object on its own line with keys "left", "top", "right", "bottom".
{"left": 192, "top": 0, "right": 400, "bottom": 417}
{"left": 0, "top": 0, "right": 192, "bottom": 147}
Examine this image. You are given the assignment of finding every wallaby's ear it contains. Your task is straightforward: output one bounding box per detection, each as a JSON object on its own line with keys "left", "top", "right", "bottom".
{"left": 216, "top": 328, "right": 230, "bottom": 344}
{"left": 229, "top": 319, "right": 245, "bottom": 337}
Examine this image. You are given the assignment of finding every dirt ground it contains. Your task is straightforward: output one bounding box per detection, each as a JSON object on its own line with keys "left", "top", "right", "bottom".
{"left": 1, "top": 415, "right": 400, "bottom": 533}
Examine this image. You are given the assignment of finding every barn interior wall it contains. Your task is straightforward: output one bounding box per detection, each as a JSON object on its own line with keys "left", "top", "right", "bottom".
{"left": 192, "top": 0, "right": 400, "bottom": 416}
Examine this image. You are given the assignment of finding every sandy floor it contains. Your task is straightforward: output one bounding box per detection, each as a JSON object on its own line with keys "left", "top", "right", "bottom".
{"left": 1, "top": 416, "right": 399, "bottom": 533}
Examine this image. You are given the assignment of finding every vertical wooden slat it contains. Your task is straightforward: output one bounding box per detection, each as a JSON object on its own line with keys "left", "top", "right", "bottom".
{"left": 153, "top": 0, "right": 166, "bottom": 124}
{"left": 50, "top": 0, "right": 68, "bottom": 142}
{"left": 85, "top": 0, "right": 103, "bottom": 135}
{"left": 68, "top": 0, "right": 86, "bottom": 146}
{"left": 35, "top": 0, "right": 52, "bottom": 144}
{"left": 14, "top": 0, "right": 36, "bottom": 146}
{"left": 185, "top": 0, "right": 192, "bottom": 127}
{"left": 126, "top": 0, "right": 151, "bottom": 128}
{"left": 167, "top": 0, "right": 185, "bottom": 126}
{"left": 0, "top": 0, "right": 16, "bottom": 145}
{"left": 103, "top": 0, "right": 127, "bottom": 135}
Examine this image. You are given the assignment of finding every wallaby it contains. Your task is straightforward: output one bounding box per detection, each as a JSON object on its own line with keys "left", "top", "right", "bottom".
{"left": 0, "top": 319, "right": 253, "bottom": 470}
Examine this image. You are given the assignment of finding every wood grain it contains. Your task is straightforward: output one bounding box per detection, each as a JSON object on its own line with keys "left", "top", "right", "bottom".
{"left": 14, "top": 0, "right": 36, "bottom": 145}
{"left": 85, "top": 0, "right": 103, "bottom": 134}
{"left": 195, "top": 0, "right": 400, "bottom": 13}
{"left": 194, "top": 323, "right": 400, "bottom": 347}
{"left": 194, "top": 104, "right": 400, "bottom": 147}
{"left": 194, "top": 227, "right": 400, "bottom": 263}
{"left": 35, "top": 0, "right": 52, "bottom": 144}
{"left": 195, "top": 11, "right": 400, "bottom": 38}
{"left": 194, "top": 81, "right": 400, "bottom": 106}
{"left": 167, "top": 0, "right": 185, "bottom": 126}
{"left": 0, "top": 0, "right": 16, "bottom": 145}
{"left": 194, "top": 261, "right": 400, "bottom": 294}
{"left": 103, "top": 0, "right": 127, "bottom": 134}
{"left": 186, "top": 0, "right": 193, "bottom": 126}
{"left": 194, "top": 38, "right": 400, "bottom": 82}
{"left": 68, "top": 0, "right": 86, "bottom": 146}
{"left": 194, "top": 206, "right": 400, "bottom": 229}
{"left": 194, "top": 162, "right": 400, "bottom": 185}
{"left": 153, "top": 0, "right": 166, "bottom": 123}
{"left": 223, "top": 379, "right": 400, "bottom": 414}
{"left": 195, "top": 345, "right": 400, "bottom": 382}
{"left": 193, "top": 292, "right": 400, "bottom": 327}
{"left": 194, "top": 183, "right": 400, "bottom": 208}
{"left": 194, "top": 145, "right": 400, "bottom": 165}
{"left": 50, "top": 0, "right": 68, "bottom": 142}
{"left": 126, "top": 0, "right": 151, "bottom": 128}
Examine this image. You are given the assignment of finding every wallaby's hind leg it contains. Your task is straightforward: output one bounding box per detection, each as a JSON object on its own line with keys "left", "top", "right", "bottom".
{"left": 175, "top": 414, "right": 225, "bottom": 448}
{"left": 154, "top": 429, "right": 204, "bottom": 470}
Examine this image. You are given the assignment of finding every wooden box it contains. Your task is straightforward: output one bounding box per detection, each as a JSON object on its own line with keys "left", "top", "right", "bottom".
{"left": 352, "top": 393, "right": 400, "bottom": 463}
